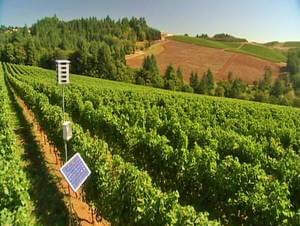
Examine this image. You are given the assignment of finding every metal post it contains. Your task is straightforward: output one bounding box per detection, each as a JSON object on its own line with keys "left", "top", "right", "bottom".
{"left": 62, "top": 85, "right": 67, "bottom": 163}
{"left": 65, "top": 141, "right": 68, "bottom": 162}
{"left": 56, "top": 60, "right": 72, "bottom": 225}
{"left": 63, "top": 86, "right": 71, "bottom": 226}
{"left": 62, "top": 85, "right": 65, "bottom": 122}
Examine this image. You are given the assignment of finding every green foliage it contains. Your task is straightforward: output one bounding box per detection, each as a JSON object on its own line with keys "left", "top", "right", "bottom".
{"left": 0, "top": 65, "right": 34, "bottom": 225}
{"left": 283, "top": 42, "right": 300, "bottom": 48}
{"left": 216, "top": 72, "right": 247, "bottom": 99}
{"left": 236, "top": 44, "right": 287, "bottom": 62}
{"left": 171, "top": 36, "right": 287, "bottom": 63}
{"left": 212, "top": 33, "right": 247, "bottom": 42}
{"left": 290, "top": 73, "right": 300, "bottom": 90}
{"left": 214, "top": 85, "right": 225, "bottom": 97}
{"left": 201, "top": 69, "right": 214, "bottom": 94}
{"left": 189, "top": 71, "right": 199, "bottom": 91}
{"left": 6, "top": 63, "right": 218, "bottom": 226}
{"left": 170, "top": 35, "right": 237, "bottom": 49}
{"left": 228, "top": 78, "right": 246, "bottom": 98}
{"left": 6, "top": 63, "right": 300, "bottom": 225}
{"left": 164, "top": 65, "right": 184, "bottom": 91}
{"left": 136, "top": 55, "right": 164, "bottom": 88}
{"left": 258, "top": 68, "right": 273, "bottom": 91}
{"left": 264, "top": 41, "right": 280, "bottom": 47}
{"left": 271, "top": 79, "right": 287, "bottom": 97}
{"left": 190, "top": 69, "right": 215, "bottom": 95}
{"left": 287, "top": 50, "right": 300, "bottom": 75}
{"left": 0, "top": 16, "right": 161, "bottom": 82}
{"left": 182, "top": 84, "right": 193, "bottom": 93}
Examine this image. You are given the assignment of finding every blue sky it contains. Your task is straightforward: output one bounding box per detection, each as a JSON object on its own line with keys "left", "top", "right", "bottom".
{"left": 0, "top": 0, "right": 299, "bottom": 42}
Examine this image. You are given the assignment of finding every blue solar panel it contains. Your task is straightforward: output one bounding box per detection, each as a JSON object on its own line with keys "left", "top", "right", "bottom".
{"left": 60, "top": 153, "right": 91, "bottom": 192}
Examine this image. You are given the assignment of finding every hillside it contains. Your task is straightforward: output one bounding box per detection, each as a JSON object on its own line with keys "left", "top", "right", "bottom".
{"left": 169, "top": 35, "right": 287, "bottom": 62}
{"left": 127, "top": 39, "right": 284, "bottom": 84}
{"left": 264, "top": 41, "right": 300, "bottom": 49}
{"left": 3, "top": 62, "right": 300, "bottom": 225}
{"left": 0, "top": 16, "right": 161, "bottom": 79}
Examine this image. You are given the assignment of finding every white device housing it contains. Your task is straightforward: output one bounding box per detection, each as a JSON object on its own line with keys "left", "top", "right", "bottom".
{"left": 63, "top": 121, "right": 72, "bottom": 141}
{"left": 56, "top": 60, "right": 70, "bottom": 85}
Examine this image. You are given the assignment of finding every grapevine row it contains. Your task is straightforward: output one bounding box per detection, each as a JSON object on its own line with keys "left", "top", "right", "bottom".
{"left": 7, "top": 63, "right": 300, "bottom": 225}
{"left": 5, "top": 63, "right": 219, "bottom": 226}
{"left": 0, "top": 65, "right": 34, "bottom": 224}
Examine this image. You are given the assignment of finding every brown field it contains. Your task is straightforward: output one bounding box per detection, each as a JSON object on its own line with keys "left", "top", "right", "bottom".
{"left": 126, "top": 40, "right": 284, "bottom": 84}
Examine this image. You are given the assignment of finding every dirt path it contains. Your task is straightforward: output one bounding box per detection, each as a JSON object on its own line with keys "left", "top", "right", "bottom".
{"left": 9, "top": 85, "right": 109, "bottom": 226}
{"left": 125, "top": 40, "right": 168, "bottom": 60}
{"left": 216, "top": 54, "right": 238, "bottom": 79}
{"left": 216, "top": 42, "right": 247, "bottom": 78}
{"left": 237, "top": 42, "right": 246, "bottom": 50}
{"left": 216, "top": 42, "right": 246, "bottom": 78}
{"left": 125, "top": 50, "right": 146, "bottom": 60}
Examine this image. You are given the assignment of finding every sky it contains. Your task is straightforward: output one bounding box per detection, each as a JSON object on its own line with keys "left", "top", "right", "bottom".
{"left": 0, "top": 0, "right": 299, "bottom": 42}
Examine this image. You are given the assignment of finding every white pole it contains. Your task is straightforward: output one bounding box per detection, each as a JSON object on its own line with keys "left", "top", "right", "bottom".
{"left": 62, "top": 85, "right": 68, "bottom": 162}
{"left": 65, "top": 141, "right": 68, "bottom": 162}
{"left": 62, "top": 85, "right": 65, "bottom": 122}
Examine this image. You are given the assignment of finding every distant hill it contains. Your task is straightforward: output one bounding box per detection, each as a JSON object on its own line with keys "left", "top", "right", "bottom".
{"left": 212, "top": 33, "right": 248, "bottom": 42}
{"left": 263, "top": 41, "right": 300, "bottom": 51}
{"left": 127, "top": 38, "right": 284, "bottom": 84}
{"left": 283, "top": 41, "right": 300, "bottom": 48}
{"left": 169, "top": 35, "right": 287, "bottom": 63}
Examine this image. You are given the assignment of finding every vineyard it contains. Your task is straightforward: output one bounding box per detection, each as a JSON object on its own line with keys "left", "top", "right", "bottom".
{"left": 0, "top": 65, "right": 35, "bottom": 224}
{"left": 1, "top": 62, "right": 300, "bottom": 225}
{"left": 169, "top": 36, "right": 287, "bottom": 63}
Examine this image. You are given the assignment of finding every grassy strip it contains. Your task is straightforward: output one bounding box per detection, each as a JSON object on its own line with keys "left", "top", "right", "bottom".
{"left": 283, "top": 42, "right": 300, "bottom": 48}
{"left": 170, "top": 35, "right": 287, "bottom": 63}
{"left": 235, "top": 43, "right": 286, "bottom": 62}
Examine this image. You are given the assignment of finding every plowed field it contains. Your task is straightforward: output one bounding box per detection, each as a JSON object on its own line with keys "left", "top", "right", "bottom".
{"left": 126, "top": 40, "right": 284, "bottom": 84}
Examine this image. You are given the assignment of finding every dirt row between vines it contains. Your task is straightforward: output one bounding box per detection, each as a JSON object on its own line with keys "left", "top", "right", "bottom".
{"left": 11, "top": 87, "right": 109, "bottom": 226}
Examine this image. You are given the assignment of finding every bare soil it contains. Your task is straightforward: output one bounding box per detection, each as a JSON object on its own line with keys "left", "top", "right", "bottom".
{"left": 126, "top": 40, "right": 284, "bottom": 84}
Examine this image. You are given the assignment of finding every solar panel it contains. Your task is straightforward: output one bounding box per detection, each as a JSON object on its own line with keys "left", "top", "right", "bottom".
{"left": 60, "top": 153, "right": 91, "bottom": 192}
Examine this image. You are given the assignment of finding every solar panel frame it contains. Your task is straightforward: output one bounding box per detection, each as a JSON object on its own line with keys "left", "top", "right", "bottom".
{"left": 60, "top": 153, "right": 91, "bottom": 192}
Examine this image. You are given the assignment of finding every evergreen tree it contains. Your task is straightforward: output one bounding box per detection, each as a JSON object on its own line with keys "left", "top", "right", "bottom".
{"left": 205, "top": 69, "right": 214, "bottom": 92}
{"left": 189, "top": 71, "right": 199, "bottom": 91}
{"left": 14, "top": 44, "right": 27, "bottom": 64}
{"left": 258, "top": 68, "right": 272, "bottom": 91}
{"left": 271, "top": 79, "right": 286, "bottom": 97}
{"left": 176, "top": 67, "right": 184, "bottom": 90}
{"left": 3, "top": 43, "right": 16, "bottom": 63}
{"left": 182, "top": 84, "right": 194, "bottom": 93}
{"left": 199, "top": 69, "right": 215, "bottom": 94}
{"left": 25, "top": 39, "right": 38, "bottom": 65}
{"left": 98, "top": 43, "right": 117, "bottom": 80}
{"left": 136, "top": 55, "right": 163, "bottom": 87}
{"left": 164, "top": 65, "right": 177, "bottom": 90}
{"left": 215, "top": 84, "right": 225, "bottom": 97}
{"left": 0, "top": 15, "right": 161, "bottom": 81}
{"left": 287, "top": 51, "right": 300, "bottom": 75}
{"left": 229, "top": 78, "right": 246, "bottom": 98}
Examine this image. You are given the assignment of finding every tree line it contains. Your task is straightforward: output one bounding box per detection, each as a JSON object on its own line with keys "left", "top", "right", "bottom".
{"left": 1, "top": 16, "right": 300, "bottom": 107}
{"left": 0, "top": 15, "right": 161, "bottom": 81}
{"left": 195, "top": 33, "right": 248, "bottom": 42}
{"left": 138, "top": 51, "right": 300, "bottom": 108}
